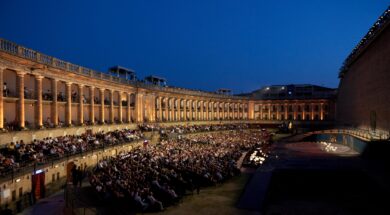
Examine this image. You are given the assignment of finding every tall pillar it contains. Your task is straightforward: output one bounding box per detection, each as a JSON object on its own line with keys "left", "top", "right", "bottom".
{"left": 173, "top": 99, "right": 177, "bottom": 121}
{"left": 293, "top": 103, "right": 297, "bottom": 120}
{"left": 205, "top": 101, "right": 209, "bottom": 121}
{"left": 311, "top": 103, "right": 314, "bottom": 120}
{"left": 17, "top": 72, "right": 25, "bottom": 128}
{"left": 236, "top": 104, "right": 239, "bottom": 120}
{"left": 100, "top": 89, "right": 105, "bottom": 123}
{"left": 183, "top": 99, "right": 187, "bottom": 121}
{"left": 217, "top": 102, "right": 221, "bottom": 120}
{"left": 268, "top": 103, "right": 271, "bottom": 120}
{"left": 170, "top": 99, "right": 174, "bottom": 121}
{"left": 195, "top": 101, "right": 199, "bottom": 120}
{"left": 127, "top": 93, "right": 132, "bottom": 123}
{"left": 78, "top": 84, "right": 84, "bottom": 125}
{"left": 109, "top": 90, "right": 114, "bottom": 123}
{"left": 158, "top": 97, "right": 162, "bottom": 121}
{"left": 248, "top": 101, "right": 255, "bottom": 120}
{"left": 210, "top": 102, "right": 214, "bottom": 120}
{"left": 135, "top": 92, "right": 144, "bottom": 123}
{"left": 118, "top": 92, "right": 123, "bottom": 123}
{"left": 90, "top": 86, "right": 95, "bottom": 124}
{"left": 65, "top": 82, "right": 72, "bottom": 126}
{"left": 200, "top": 101, "right": 203, "bottom": 121}
{"left": 260, "top": 104, "right": 263, "bottom": 120}
{"left": 51, "top": 79, "right": 58, "bottom": 126}
{"left": 177, "top": 99, "right": 181, "bottom": 121}
{"left": 237, "top": 104, "right": 240, "bottom": 120}
{"left": 241, "top": 103, "right": 245, "bottom": 119}
{"left": 164, "top": 98, "right": 168, "bottom": 121}
{"left": 226, "top": 103, "right": 230, "bottom": 120}
{"left": 0, "top": 68, "right": 4, "bottom": 130}
{"left": 320, "top": 103, "right": 324, "bottom": 120}
{"left": 35, "top": 75, "right": 43, "bottom": 128}
{"left": 284, "top": 103, "right": 288, "bottom": 120}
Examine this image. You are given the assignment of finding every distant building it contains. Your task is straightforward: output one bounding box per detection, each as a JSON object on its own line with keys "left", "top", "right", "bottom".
{"left": 244, "top": 84, "right": 336, "bottom": 100}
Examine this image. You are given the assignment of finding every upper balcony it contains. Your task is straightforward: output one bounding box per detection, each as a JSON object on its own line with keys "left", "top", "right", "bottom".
{"left": 0, "top": 38, "right": 248, "bottom": 100}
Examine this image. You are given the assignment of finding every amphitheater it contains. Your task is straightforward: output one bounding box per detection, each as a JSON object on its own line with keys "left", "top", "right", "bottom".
{"left": 0, "top": 6, "right": 389, "bottom": 215}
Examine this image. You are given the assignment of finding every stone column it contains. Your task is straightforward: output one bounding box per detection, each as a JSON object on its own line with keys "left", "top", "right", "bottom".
{"left": 157, "top": 97, "right": 162, "bottom": 121}
{"left": 320, "top": 103, "right": 324, "bottom": 120}
{"left": 231, "top": 103, "right": 236, "bottom": 120}
{"left": 78, "top": 84, "right": 84, "bottom": 125}
{"left": 248, "top": 101, "right": 255, "bottom": 120}
{"left": 127, "top": 93, "right": 132, "bottom": 123}
{"left": 0, "top": 68, "right": 4, "bottom": 130}
{"left": 311, "top": 103, "right": 314, "bottom": 120}
{"left": 177, "top": 99, "right": 181, "bottom": 121}
{"left": 183, "top": 99, "right": 187, "bottom": 121}
{"left": 35, "top": 75, "right": 43, "bottom": 128}
{"left": 226, "top": 103, "right": 230, "bottom": 120}
{"left": 65, "top": 82, "right": 72, "bottom": 126}
{"left": 205, "top": 101, "right": 209, "bottom": 121}
{"left": 242, "top": 103, "right": 245, "bottom": 120}
{"left": 90, "top": 86, "right": 95, "bottom": 124}
{"left": 100, "top": 89, "right": 105, "bottom": 123}
{"left": 235, "top": 104, "right": 238, "bottom": 120}
{"left": 135, "top": 92, "right": 144, "bottom": 123}
{"left": 119, "top": 92, "right": 123, "bottom": 123}
{"left": 172, "top": 99, "right": 176, "bottom": 121}
{"left": 293, "top": 103, "right": 297, "bottom": 120}
{"left": 51, "top": 79, "right": 58, "bottom": 126}
{"left": 210, "top": 102, "right": 213, "bottom": 120}
{"left": 109, "top": 90, "right": 114, "bottom": 123}
{"left": 200, "top": 101, "right": 204, "bottom": 121}
{"left": 238, "top": 103, "right": 240, "bottom": 119}
{"left": 195, "top": 101, "right": 199, "bottom": 120}
{"left": 17, "top": 72, "right": 25, "bottom": 128}
{"left": 260, "top": 104, "right": 263, "bottom": 120}
{"left": 284, "top": 103, "right": 288, "bottom": 120}
{"left": 217, "top": 102, "right": 220, "bottom": 120}
{"left": 268, "top": 104, "right": 271, "bottom": 120}
{"left": 188, "top": 100, "right": 192, "bottom": 120}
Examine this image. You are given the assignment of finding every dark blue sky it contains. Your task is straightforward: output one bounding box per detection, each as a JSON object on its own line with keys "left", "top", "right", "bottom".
{"left": 0, "top": 0, "right": 388, "bottom": 93}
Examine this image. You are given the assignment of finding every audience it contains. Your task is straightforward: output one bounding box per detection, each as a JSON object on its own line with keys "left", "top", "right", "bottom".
{"left": 90, "top": 129, "right": 270, "bottom": 212}
{"left": 0, "top": 129, "right": 143, "bottom": 176}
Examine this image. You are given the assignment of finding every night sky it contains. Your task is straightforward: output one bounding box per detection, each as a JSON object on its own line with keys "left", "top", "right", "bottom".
{"left": 0, "top": 0, "right": 388, "bottom": 94}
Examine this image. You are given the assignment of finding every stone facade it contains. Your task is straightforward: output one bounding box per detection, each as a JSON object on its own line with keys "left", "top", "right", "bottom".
{"left": 0, "top": 38, "right": 333, "bottom": 134}
{"left": 337, "top": 14, "right": 390, "bottom": 136}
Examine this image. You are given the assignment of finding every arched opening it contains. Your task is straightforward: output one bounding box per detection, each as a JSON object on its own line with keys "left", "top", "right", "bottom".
{"left": 130, "top": 93, "right": 136, "bottom": 122}
{"left": 83, "top": 86, "right": 91, "bottom": 124}
{"left": 57, "top": 81, "right": 66, "bottom": 126}
{"left": 94, "top": 88, "right": 102, "bottom": 123}
{"left": 3, "top": 69, "right": 18, "bottom": 130}
{"left": 24, "top": 74, "right": 36, "bottom": 128}
{"left": 42, "top": 77, "right": 53, "bottom": 127}
{"left": 71, "top": 83, "right": 80, "bottom": 125}
{"left": 104, "top": 89, "right": 110, "bottom": 123}
{"left": 113, "top": 91, "right": 120, "bottom": 123}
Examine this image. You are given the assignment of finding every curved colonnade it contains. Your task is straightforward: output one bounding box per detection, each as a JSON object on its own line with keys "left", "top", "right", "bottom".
{"left": 0, "top": 38, "right": 332, "bottom": 132}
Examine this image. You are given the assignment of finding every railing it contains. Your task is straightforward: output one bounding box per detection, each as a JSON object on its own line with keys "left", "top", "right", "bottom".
{"left": 312, "top": 127, "right": 389, "bottom": 141}
{"left": 339, "top": 6, "right": 390, "bottom": 76}
{"left": 0, "top": 38, "right": 248, "bottom": 100}
{"left": 0, "top": 137, "right": 145, "bottom": 183}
